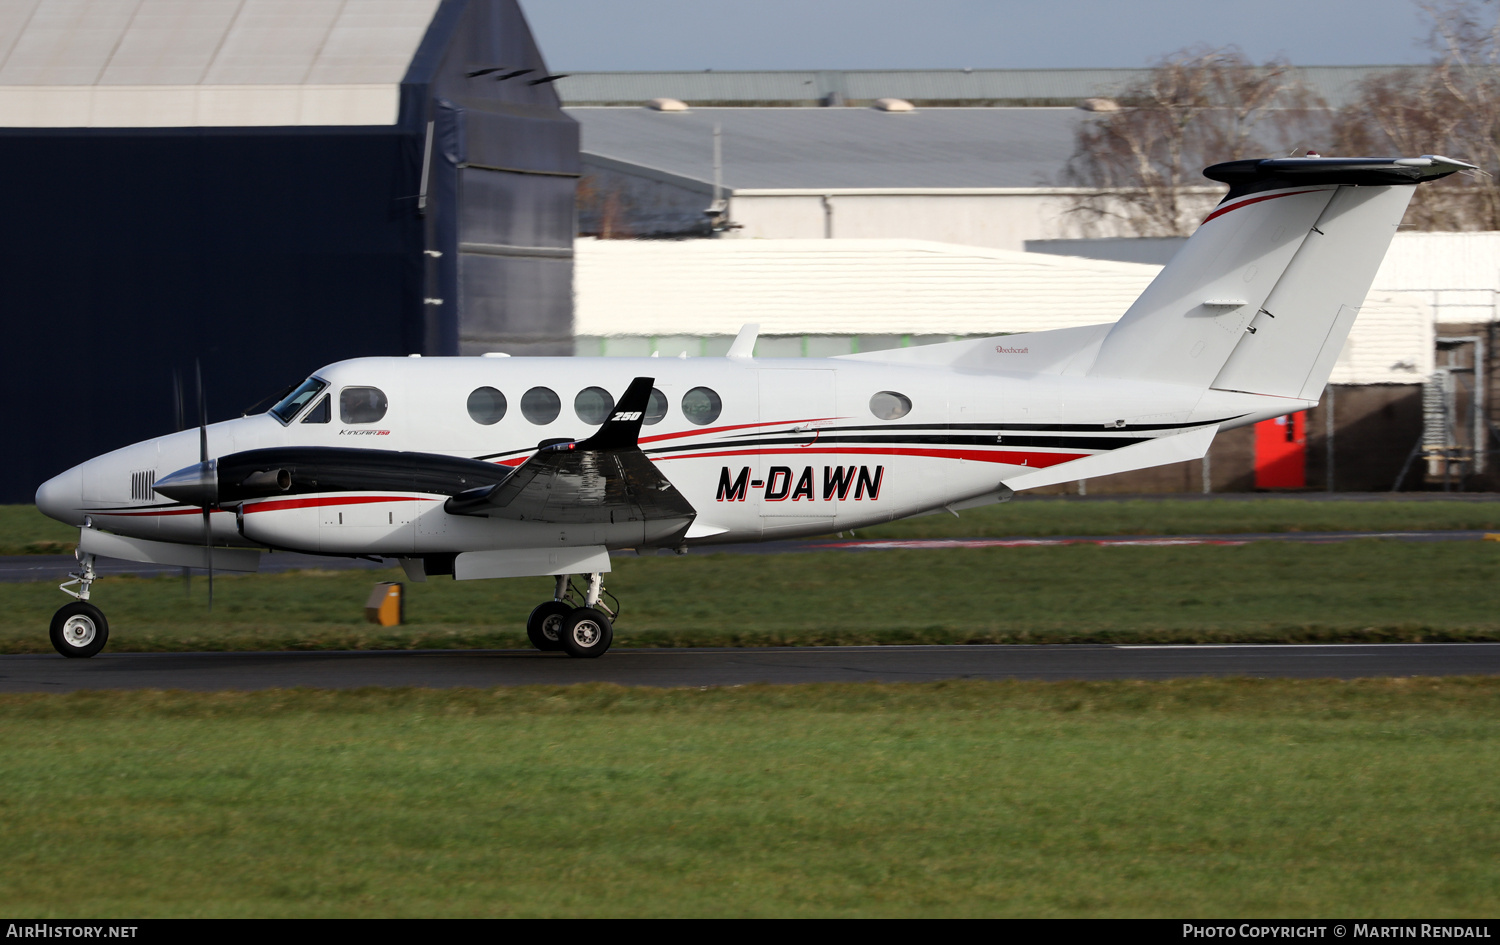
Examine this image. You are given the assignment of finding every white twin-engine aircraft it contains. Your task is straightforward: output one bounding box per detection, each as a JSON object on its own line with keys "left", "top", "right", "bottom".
{"left": 34, "top": 154, "right": 1471, "bottom": 659}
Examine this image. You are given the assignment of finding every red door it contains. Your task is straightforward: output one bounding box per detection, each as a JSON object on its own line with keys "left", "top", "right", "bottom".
{"left": 1255, "top": 412, "right": 1306, "bottom": 489}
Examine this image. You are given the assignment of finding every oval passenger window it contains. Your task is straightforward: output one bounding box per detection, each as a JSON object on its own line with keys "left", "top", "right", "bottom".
{"left": 681, "top": 387, "right": 722, "bottom": 426}
{"left": 644, "top": 388, "right": 668, "bottom": 425}
{"left": 467, "top": 387, "right": 507, "bottom": 425}
{"left": 521, "top": 386, "right": 561, "bottom": 425}
{"left": 574, "top": 386, "right": 615, "bottom": 425}
{"left": 869, "top": 391, "right": 912, "bottom": 421}
{"left": 340, "top": 387, "right": 388, "bottom": 424}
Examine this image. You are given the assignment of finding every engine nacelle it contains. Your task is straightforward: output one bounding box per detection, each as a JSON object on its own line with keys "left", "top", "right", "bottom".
{"left": 239, "top": 494, "right": 421, "bottom": 554}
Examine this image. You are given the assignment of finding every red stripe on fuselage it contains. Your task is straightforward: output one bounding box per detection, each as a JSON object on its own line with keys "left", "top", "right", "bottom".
{"left": 90, "top": 443, "right": 1081, "bottom": 519}
{"left": 242, "top": 495, "right": 438, "bottom": 514}
{"left": 92, "top": 506, "right": 206, "bottom": 517}
{"left": 1200, "top": 189, "right": 1323, "bottom": 225}
{"left": 655, "top": 446, "right": 1090, "bottom": 467}
{"left": 489, "top": 417, "right": 845, "bottom": 465}
{"left": 638, "top": 417, "right": 841, "bottom": 446}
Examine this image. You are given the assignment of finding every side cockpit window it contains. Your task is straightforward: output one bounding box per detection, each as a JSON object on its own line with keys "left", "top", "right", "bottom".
{"left": 269, "top": 377, "right": 328, "bottom": 425}
{"left": 341, "top": 387, "right": 388, "bottom": 424}
{"left": 301, "top": 395, "right": 330, "bottom": 423}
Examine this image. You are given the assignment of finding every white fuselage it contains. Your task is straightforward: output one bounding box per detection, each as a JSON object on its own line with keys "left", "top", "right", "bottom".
{"left": 36, "top": 354, "right": 1300, "bottom": 556}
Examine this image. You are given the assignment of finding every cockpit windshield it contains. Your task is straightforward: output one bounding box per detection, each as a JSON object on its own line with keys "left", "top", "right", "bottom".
{"left": 269, "top": 377, "right": 328, "bottom": 424}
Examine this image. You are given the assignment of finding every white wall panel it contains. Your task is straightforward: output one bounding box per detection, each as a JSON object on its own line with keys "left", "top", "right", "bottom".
{"left": 575, "top": 237, "right": 1432, "bottom": 385}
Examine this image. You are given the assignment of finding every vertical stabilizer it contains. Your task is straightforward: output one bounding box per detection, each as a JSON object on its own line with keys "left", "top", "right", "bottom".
{"left": 1087, "top": 186, "right": 1335, "bottom": 387}
{"left": 1087, "top": 155, "right": 1473, "bottom": 392}
{"left": 1210, "top": 185, "right": 1415, "bottom": 399}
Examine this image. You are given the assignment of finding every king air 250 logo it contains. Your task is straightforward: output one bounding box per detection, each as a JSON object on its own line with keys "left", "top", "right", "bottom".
{"left": 717, "top": 465, "right": 884, "bottom": 502}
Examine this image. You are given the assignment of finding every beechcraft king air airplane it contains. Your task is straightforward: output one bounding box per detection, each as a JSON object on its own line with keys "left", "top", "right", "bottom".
{"left": 33, "top": 154, "right": 1473, "bottom": 659}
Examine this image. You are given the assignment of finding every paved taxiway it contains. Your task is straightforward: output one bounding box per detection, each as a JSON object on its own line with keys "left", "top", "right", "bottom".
{"left": 3, "top": 643, "right": 1499, "bottom": 692}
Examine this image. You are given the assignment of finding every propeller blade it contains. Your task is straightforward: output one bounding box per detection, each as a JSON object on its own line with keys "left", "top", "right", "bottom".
{"left": 174, "top": 367, "right": 191, "bottom": 597}
{"left": 195, "top": 359, "right": 208, "bottom": 464}
{"left": 202, "top": 506, "right": 213, "bottom": 612}
{"left": 196, "top": 358, "right": 212, "bottom": 610}
{"left": 171, "top": 369, "right": 185, "bottom": 434}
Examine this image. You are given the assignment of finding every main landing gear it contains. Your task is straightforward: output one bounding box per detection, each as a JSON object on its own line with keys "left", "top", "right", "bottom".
{"left": 526, "top": 572, "right": 616, "bottom": 658}
{"left": 51, "top": 551, "right": 109, "bottom": 658}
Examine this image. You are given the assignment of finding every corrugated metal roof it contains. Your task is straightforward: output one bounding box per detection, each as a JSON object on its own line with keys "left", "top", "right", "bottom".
{"left": 560, "top": 70, "right": 828, "bottom": 106}
{"left": 0, "top": 0, "right": 441, "bottom": 126}
{"left": 559, "top": 66, "right": 1423, "bottom": 110}
{"left": 573, "top": 106, "right": 1086, "bottom": 188}
{"left": 574, "top": 237, "right": 1432, "bottom": 384}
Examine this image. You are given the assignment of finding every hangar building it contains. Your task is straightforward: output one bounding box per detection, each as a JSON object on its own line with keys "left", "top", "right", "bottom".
{"left": 0, "top": 0, "right": 578, "bottom": 503}
{"left": 572, "top": 105, "right": 1129, "bottom": 248}
{"left": 564, "top": 72, "right": 1500, "bottom": 491}
{"left": 573, "top": 238, "right": 1436, "bottom": 493}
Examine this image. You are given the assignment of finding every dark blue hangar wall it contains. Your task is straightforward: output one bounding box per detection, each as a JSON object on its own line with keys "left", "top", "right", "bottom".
{"left": 0, "top": 0, "right": 577, "bottom": 503}
{"left": 410, "top": 0, "right": 581, "bottom": 358}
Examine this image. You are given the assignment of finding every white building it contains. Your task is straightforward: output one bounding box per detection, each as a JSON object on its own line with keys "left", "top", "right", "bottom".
{"left": 573, "top": 237, "right": 1434, "bottom": 386}
{"left": 1372, "top": 232, "right": 1500, "bottom": 325}
{"left": 572, "top": 106, "right": 1190, "bottom": 248}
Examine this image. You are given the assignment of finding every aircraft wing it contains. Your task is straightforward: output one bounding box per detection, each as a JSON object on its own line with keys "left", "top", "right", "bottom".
{"left": 443, "top": 377, "right": 698, "bottom": 526}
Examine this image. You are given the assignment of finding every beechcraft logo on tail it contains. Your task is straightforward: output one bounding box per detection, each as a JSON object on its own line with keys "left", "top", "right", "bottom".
{"left": 716, "top": 465, "right": 883, "bottom": 502}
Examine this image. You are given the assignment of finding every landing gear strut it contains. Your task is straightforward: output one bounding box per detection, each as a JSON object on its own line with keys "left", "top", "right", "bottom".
{"left": 525, "top": 572, "right": 615, "bottom": 658}
{"left": 51, "top": 551, "right": 109, "bottom": 658}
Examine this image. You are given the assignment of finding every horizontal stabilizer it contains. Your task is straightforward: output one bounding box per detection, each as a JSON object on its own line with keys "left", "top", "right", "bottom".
{"left": 1205, "top": 154, "right": 1474, "bottom": 194}
{"left": 1000, "top": 425, "right": 1218, "bottom": 492}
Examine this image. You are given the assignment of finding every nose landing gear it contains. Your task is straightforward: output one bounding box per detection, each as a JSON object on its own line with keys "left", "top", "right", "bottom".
{"left": 51, "top": 551, "right": 109, "bottom": 658}
{"left": 525, "top": 572, "right": 615, "bottom": 658}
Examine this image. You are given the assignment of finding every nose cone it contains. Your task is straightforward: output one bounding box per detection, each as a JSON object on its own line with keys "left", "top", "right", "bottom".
{"left": 35, "top": 465, "right": 84, "bottom": 526}
{"left": 153, "top": 459, "right": 218, "bottom": 507}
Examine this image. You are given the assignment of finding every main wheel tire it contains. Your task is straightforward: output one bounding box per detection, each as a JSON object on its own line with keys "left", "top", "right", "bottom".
{"left": 526, "top": 600, "right": 572, "bottom": 652}
{"left": 49, "top": 601, "right": 109, "bottom": 659}
{"left": 559, "top": 608, "right": 613, "bottom": 659}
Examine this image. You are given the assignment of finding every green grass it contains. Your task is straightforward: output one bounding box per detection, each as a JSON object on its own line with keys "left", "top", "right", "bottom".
{"left": 854, "top": 496, "right": 1500, "bottom": 540}
{"left": 2, "top": 541, "right": 1500, "bottom": 652}
{"left": 5, "top": 497, "right": 1500, "bottom": 555}
{"left": 2, "top": 678, "right": 1497, "bottom": 917}
{"left": 0, "top": 503, "right": 78, "bottom": 554}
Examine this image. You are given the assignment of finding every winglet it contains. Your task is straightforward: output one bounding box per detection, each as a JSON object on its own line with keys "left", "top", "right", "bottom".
{"left": 577, "top": 377, "right": 655, "bottom": 451}
{"left": 727, "top": 323, "right": 759, "bottom": 359}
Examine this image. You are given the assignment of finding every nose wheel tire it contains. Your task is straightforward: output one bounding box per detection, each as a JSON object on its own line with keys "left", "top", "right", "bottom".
{"left": 50, "top": 602, "right": 109, "bottom": 659}
{"left": 526, "top": 600, "right": 573, "bottom": 652}
{"left": 559, "top": 608, "right": 613, "bottom": 659}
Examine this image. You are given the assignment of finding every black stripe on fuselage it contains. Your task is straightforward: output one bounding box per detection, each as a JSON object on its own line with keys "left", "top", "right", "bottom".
{"left": 819, "top": 417, "right": 1243, "bottom": 435}
{"left": 640, "top": 432, "right": 1153, "bottom": 457}
{"left": 470, "top": 416, "right": 1243, "bottom": 462}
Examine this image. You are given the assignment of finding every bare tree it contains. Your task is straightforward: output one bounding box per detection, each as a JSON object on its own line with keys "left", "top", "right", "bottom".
{"left": 1065, "top": 47, "right": 1327, "bottom": 237}
{"left": 575, "top": 175, "right": 635, "bottom": 240}
{"left": 1336, "top": 1, "right": 1499, "bottom": 229}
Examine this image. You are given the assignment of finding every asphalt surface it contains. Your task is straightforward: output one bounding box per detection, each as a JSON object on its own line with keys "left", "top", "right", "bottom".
{"left": 2, "top": 529, "right": 1493, "bottom": 582}
{"left": 4, "top": 517, "right": 1495, "bottom": 692}
{"left": 3, "top": 643, "right": 1498, "bottom": 692}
